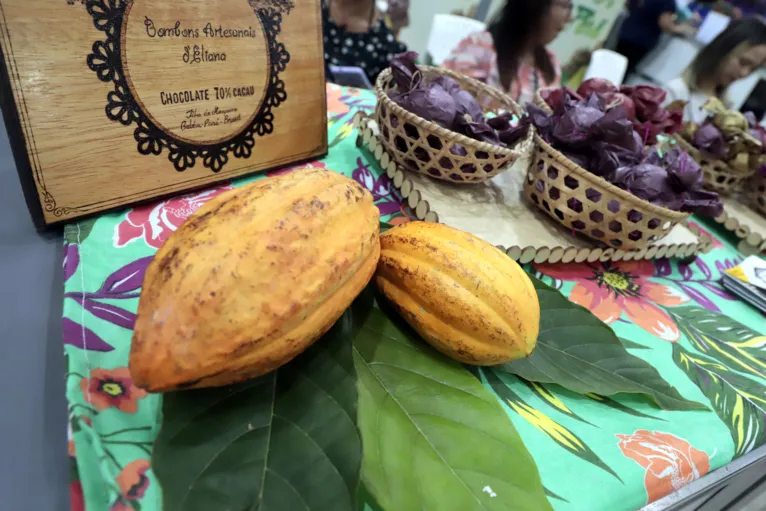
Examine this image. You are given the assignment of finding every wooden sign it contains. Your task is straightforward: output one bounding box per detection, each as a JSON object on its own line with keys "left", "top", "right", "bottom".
{"left": 0, "top": 0, "right": 327, "bottom": 227}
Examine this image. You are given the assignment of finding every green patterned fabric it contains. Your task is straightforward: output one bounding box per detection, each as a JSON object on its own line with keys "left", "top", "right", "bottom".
{"left": 65, "top": 84, "right": 766, "bottom": 511}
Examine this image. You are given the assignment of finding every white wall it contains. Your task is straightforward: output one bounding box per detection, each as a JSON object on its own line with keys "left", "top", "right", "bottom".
{"left": 397, "top": 0, "right": 506, "bottom": 57}
{"left": 398, "top": 0, "right": 623, "bottom": 67}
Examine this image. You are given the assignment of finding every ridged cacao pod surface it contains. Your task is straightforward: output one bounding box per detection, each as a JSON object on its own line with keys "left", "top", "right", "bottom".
{"left": 129, "top": 168, "right": 380, "bottom": 391}
{"left": 375, "top": 222, "right": 539, "bottom": 365}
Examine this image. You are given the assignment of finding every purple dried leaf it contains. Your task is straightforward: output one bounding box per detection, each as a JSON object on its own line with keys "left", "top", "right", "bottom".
{"left": 453, "top": 89, "right": 484, "bottom": 123}
{"left": 678, "top": 189, "right": 723, "bottom": 217}
{"left": 392, "top": 84, "right": 457, "bottom": 129}
{"left": 613, "top": 163, "right": 671, "bottom": 201}
{"left": 430, "top": 75, "right": 462, "bottom": 96}
{"left": 562, "top": 150, "right": 591, "bottom": 169}
{"left": 62, "top": 317, "right": 114, "bottom": 352}
{"left": 693, "top": 122, "right": 727, "bottom": 159}
{"left": 487, "top": 112, "right": 514, "bottom": 131}
{"left": 390, "top": 51, "right": 421, "bottom": 91}
{"left": 455, "top": 115, "right": 502, "bottom": 145}
{"left": 663, "top": 148, "right": 703, "bottom": 191}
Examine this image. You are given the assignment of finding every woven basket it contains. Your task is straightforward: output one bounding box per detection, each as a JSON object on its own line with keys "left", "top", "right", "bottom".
{"left": 674, "top": 135, "right": 755, "bottom": 195}
{"left": 374, "top": 66, "right": 533, "bottom": 184}
{"left": 525, "top": 134, "right": 689, "bottom": 250}
{"left": 752, "top": 174, "right": 766, "bottom": 216}
{"left": 534, "top": 88, "right": 555, "bottom": 115}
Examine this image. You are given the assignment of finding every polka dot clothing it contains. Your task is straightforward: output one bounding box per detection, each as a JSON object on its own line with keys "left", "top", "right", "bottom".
{"left": 322, "top": 1, "right": 407, "bottom": 85}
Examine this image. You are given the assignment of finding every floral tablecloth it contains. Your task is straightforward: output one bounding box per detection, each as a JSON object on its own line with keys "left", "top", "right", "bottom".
{"left": 65, "top": 84, "right": 766, "bottom": 511}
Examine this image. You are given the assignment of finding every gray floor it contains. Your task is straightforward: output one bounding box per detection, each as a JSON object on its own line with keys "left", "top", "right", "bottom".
{"left": 0, "top": 116, "right": 69, "bottom": 508}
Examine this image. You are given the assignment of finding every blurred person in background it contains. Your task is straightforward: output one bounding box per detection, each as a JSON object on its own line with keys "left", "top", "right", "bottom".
{"left": 615, "top": 0, "right": 699, "bottom": 77}
{"left": 665, "top": 18, "right": 766, "bottom": 122}
{"left": 322, "top": 0, "right": 407, "bottom": 84}
{"left": 442, "top": 0, "right": 572, "bottom": 105}
{"left": 385, "top": 0, "right": 410, "bottom": 38}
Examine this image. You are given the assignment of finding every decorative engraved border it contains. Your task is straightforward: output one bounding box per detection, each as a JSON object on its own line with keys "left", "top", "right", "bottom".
{"left": 85, "top": 0, "right": 291, "bottom": 172}
{"left": 355, "top": 113, "right": 712, "bottom": 262}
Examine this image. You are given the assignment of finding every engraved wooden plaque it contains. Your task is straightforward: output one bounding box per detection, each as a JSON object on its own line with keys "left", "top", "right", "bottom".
{"left": 0, "top": 0, "right": 327, "bottom": 227}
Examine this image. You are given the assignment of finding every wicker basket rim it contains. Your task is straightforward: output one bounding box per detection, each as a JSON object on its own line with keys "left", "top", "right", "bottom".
{"left": 375, "top": 67, "right": 534, "bottom": 157}
{"left": 533, "top": 134, "right": 690, "bottom": 221}
{"left": 534, "top": 87, "right": 555, "bottom": 115}
{"left": 671, "top": 134, "right": 748, "bottom": 174}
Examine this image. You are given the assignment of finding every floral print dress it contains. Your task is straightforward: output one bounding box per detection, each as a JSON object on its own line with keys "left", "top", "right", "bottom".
{"left": 442, "top": 31, "right": 561, "bottom": 106}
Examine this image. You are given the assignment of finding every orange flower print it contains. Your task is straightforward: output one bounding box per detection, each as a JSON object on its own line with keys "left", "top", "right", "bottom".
{"left": 534, "top": 260, "right": 688, "bottom": 341}
{"left": 326, "top": 83, "right": 352, "bottom": 116}
{"left": 80, "top": 367, "right": 147, "bottom": 414}
{"left": 116, "top": 459, "right": 151, "bottom": 501}
{"left": 617, "top": 430, "right": 711, "bottom": 504}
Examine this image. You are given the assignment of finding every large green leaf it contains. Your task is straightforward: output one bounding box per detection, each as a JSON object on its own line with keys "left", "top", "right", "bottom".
{"left": 152, "top": 311, "right": 361, "bottom": 511}
{"left": 521, "top": 380, "right": 595, "bottom": 426}
{"left": 673, "top": 343, "right": 766, "bottom": 457}
{"left": 499, "top": 277, "right": 706, "bottom": 411}
{"left": 353, "top": 306, "right": 552, "bottom": 511}
{"left": 670, "top": 307, "right": 766, "bottom": 383}
{"left": 484, "top": 369, "right": 620, "bottom": 482}
{"left": 583, "top": 393, "right": 666, "bottom": 421}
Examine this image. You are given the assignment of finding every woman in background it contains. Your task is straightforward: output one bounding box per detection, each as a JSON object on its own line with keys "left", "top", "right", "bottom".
{"left": 665, "top": 18, "right": 766, "bottom": 123}
{"left": 616, "top": 0, "right": 699, "bottom": 77}
{"left": 322, "top": 0, "right": 407, "bottom": 85}
{"left": 386, "top": 0, "right": 410, "bottom": 38}
{"left": 442, "top": 0, "right": 572, "bottom": 105}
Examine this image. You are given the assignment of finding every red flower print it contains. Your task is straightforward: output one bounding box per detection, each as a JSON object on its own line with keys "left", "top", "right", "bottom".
{"left": 534, "top": 260, "right": 688, "bottom": 341}
{"left": 70, "top": 480, "right": 85, "bottom": 511}
{"left": 266, "top": 160, "right": 327, "bottom": 179}
{"left": 80, "top": 367, "right": 147, "bottom": 414}
{"left": 116, "top": 459, "right": 151, "bottom": 501}
{"left": 617, "top": 430, "right": 710, "bottom": 503}
{"left": 686, "top": 221, "right": 723, "bottom": 249}
{"left": 113, "top": 184, "right": 234, "bottom": 249}
{"left": 110, "top": 502, "right": 132, "bottom": 511}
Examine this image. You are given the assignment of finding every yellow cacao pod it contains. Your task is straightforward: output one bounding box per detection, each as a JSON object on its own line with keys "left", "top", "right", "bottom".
{"left": 375, "top": 222, "right": 540, "bottom": 365}
{"left": 129, "top": 168, "right": 380, "bottom": 392}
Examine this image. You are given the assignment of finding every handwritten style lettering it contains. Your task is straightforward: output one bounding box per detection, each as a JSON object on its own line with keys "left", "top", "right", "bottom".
{"left": 144, "top": 18, "right": 200, "bottom": 38}
{"left": 143, "top": 17, "right": 259, "bottom": 39}
{"left": 183, "top": 45, "right": 227, "bottom": 64}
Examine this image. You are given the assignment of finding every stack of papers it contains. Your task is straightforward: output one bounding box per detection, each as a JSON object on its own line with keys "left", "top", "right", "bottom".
{"left": 722, "top": 256, "right": 766, "bottom": 313}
